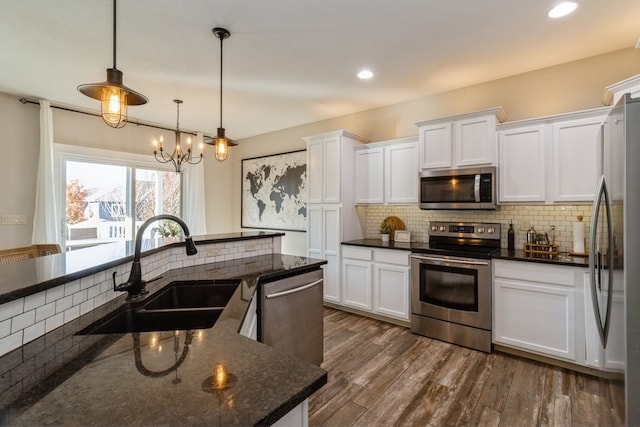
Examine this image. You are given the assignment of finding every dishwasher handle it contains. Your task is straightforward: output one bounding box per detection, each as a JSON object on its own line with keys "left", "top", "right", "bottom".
{"left": 265, "top": 279, "right": 323, "bottom": 299}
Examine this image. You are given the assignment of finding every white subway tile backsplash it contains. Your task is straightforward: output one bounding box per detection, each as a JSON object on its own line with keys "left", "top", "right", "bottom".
{"left": 0, "top": 299, "right": 24, "bottom": 322}
{"left": 72, "top": 290, "right": 88, "bottom": 306}
{"left": 24, "top": 292, "right": 46, "bottom": 311}
{"left": 0, "top": 318, "right": 10, "bottom": 338}
{"left": 63, "top": 305, "right": 80, "bottom": 323}
{"left": 80, "top": 300, "right": 93, "bottom": 316}
{"left": 12, "top": 310, "right": 35, "bottom": 333}
{"left": 55, "top": 295, "right": 73, "bottom": 314}
{"left": 80, "top": 275, "right": 95, "bottom": 290}
{"left": 45, "top": 285, "right": 64, "bottom": 304}
{"left": 35, "top": 302, "right": 56, "bottom": 323}
{"left": 64, "top": 280, "right": 80, "bottom": 296}
{"left": 45, "top": 313, "right": 64, "bottom": 333}
{"left": 23, "top": 320, "right": 45, "bottom": 343}
{"left": 0, "top": 331, "right": 23, "bottom": 355}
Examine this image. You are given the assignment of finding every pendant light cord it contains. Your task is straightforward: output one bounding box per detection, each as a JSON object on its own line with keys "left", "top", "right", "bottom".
{"left": 112, "top": 0, "right": 117, "bottom": 69}
{"left": 219, "top": 33, "right": 223, "bottom": 129}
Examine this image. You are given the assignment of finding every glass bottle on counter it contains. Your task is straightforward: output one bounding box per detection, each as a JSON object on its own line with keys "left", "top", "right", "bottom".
{"left": 508, "top": 223, "right": 515, "bottom": 250}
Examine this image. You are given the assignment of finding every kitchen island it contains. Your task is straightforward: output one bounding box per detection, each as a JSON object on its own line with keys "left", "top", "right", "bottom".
{"left": 0, "top": 233, "right": 328, "bottom": 426}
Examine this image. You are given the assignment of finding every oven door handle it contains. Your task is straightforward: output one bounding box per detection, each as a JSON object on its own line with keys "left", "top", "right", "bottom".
{"left": 411, "top": 255, "right": 490, "bottom": 266}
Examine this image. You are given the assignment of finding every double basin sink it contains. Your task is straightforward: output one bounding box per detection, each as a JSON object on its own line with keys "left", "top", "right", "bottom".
{"left": 77, "top": 279, "right": 239, "bottom": 335}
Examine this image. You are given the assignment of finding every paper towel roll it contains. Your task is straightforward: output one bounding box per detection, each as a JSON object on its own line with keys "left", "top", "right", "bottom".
{"left": 573, "top": 221, "right": 585, "bottom": 254}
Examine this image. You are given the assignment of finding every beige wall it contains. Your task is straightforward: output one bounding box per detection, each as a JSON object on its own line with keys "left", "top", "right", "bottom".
{"left": 1, "top": 47, "right": 639, "bottom": 251}
{"left": 234, "top": 48, "right": 640, "bottom": 255}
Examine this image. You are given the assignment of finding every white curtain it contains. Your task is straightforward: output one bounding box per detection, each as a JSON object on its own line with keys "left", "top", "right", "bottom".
{"left": 184, "top": 132, "right": 207, "bottom": 236}
{"left": 31, "top": 100, "right": 60, "bottom": 245}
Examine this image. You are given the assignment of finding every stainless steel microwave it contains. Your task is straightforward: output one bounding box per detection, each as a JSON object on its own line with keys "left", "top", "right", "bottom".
{"left": 419, "top": 166, "right": 497, "bottom": 210}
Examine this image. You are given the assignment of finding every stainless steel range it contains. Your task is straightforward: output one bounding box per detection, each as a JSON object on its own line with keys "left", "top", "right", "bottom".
{"left": 410, "top": 221, "right": 501, "bottom": 353}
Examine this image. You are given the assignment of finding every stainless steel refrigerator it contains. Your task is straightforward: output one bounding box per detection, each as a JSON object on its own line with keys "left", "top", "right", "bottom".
{"left": 590, "top": 93, "right": 640, "bottom": 425}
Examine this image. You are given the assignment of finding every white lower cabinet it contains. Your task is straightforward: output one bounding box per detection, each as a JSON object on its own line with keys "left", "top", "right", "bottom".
{"left": 341, "top": 245, "right": 410, "bottom": 322}
{"left": 493, "top": 260, "right": 579, "bottom": 362}
{"left": 494, "top": 259, "right": 624, "bottom": 374}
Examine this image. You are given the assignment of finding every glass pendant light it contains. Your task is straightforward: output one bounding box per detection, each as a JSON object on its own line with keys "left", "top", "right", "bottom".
{"left": 77, "top": 0, "right": 147, "bottom": 128}
{"left": 207, "top": 27, "right": 238, "bottom": 161}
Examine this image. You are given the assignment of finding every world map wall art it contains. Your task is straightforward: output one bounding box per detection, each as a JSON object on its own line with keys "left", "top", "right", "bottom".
{"left": 241, "top": 149, "right": 307, "bottom": 231}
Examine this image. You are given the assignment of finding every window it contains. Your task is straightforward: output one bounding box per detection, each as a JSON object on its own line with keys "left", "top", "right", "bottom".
{"left": 58, "top": 145, "right": 183, "bottom": 251}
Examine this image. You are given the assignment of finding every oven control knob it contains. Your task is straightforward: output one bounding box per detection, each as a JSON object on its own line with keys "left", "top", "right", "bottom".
{"left": 487, "top": 227, "right": 495, "bottom": 234}
{"left": 439, "top": 226, "right": 446, "bottom": 232}
{"left": 477, "top": 227, "right": 484, "bottom": 234}
{"left": 431, "top": 225, "right": 438, "bottom": 232}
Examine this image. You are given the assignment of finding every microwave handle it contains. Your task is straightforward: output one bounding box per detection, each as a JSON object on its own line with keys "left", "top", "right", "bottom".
{"left": 474, "top": 174, "right": 481, "bottom": 202}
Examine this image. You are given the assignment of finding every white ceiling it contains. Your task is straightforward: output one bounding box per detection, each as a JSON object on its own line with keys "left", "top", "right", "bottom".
{"left": 1, "top": 0, "right": 639, "bottom": 139}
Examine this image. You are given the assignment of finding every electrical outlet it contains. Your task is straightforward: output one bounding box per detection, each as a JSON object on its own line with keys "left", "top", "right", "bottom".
{"left": 245, "top": 241, "right": 258, "bottom": 252}
{"left": 520, "top": 219, "right": 529, "bottom": 231}
{"left": 1, "top": 214, "right": 26, "bottom": 225}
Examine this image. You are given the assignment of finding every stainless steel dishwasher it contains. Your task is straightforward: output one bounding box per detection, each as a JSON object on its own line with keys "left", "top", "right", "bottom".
{"left": 258, "top": 269, "right": 324, "bottom": 366}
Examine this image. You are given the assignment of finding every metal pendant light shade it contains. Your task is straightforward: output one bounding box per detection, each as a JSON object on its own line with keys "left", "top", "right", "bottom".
{"left": 77, "top": 0, "right": 147, "bottom": 128}
{"left": 206, "top": 27, "right": 237, "bottom": 162}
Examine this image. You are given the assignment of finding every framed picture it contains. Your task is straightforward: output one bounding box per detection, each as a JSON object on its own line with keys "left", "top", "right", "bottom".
{"left": 241, "top": 149, "right": 307, "bottom": 231}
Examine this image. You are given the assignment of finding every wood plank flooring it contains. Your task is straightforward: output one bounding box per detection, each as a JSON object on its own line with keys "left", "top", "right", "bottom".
{"left": 309, "top": 308, "right": 625, "bottom": 427}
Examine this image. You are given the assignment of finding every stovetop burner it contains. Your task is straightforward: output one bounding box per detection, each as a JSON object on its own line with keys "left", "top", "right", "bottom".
{"left": 412, "top": 221, "right": 502, "bottom": 259}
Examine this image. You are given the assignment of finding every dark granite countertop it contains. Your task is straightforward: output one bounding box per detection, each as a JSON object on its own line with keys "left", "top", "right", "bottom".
{"left": 342, "top": 239, "right": 589, "bottom": 268}
{"left": 492, "top": 248, "right": 589, "bottom": 268}
{"left": 0, "top": 231, "right": 285, "bottom": 304}
{"left": 342, "top": 238, "right": 415, "bottom": 251}
{"left": 1, "top": 253, "right": 327, "bottom": 426}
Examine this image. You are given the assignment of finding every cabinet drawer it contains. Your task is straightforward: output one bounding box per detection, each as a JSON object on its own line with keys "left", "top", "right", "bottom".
{"left": 493, "top": 260, "right": 576, "bottom": 287}
{"left": 374, "top": 249, "right": 410, "bottom": 266}
{"left": 342, "top": 246, "right": 373, "bottom": 261}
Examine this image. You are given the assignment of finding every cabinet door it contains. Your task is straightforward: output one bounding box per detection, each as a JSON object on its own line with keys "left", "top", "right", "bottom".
{"left": 418, "top": 122, "right": 452, "bottom": 169}
{"left": 494, "top": 278, "right": 576, "bottom": 361}
{"left": 306, "top": 205, "right": 323, "bottom": 259}
{"left": 355, "top": 147, "right": 384, "bottom": 204}
{"left": 307, "top": 140, "right": 324, "bottom": 204}
{"left": 385, "top": 141, "right": 418, "bottom": 204}
{"left": 373, "top": 264, "right": 409, "bottom": 321}
{"left": 322, "top": 206, "right": 342, "bottom": 303}
{"left": 498, "top": 125, "right": 546, "bottom": 203}
{"left": 323, "top": 136, "right": 341, "bottom": 203}
{"left": 342, "top": 259, "right": 372, "bottom": 310}
{"left": 455, "top": 115, "right": 495, "bottom": 167}
{"left": 551, "top": 116, "right": 604, "bottom": 202}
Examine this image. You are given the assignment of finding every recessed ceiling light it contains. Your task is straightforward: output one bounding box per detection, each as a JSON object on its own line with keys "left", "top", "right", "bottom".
{"left": 548, "top": 2, "right": 577, "bottom": 18}
{"left": 357, "top": 69, "right": 374, "bottom": 80}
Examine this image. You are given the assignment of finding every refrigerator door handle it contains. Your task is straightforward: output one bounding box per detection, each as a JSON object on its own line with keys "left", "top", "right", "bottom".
{"left": 589, "top": 175, "right": 613, "bottom": 348}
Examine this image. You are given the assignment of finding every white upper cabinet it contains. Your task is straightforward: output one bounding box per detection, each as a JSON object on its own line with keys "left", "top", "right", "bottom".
{"left": 355, "top": 147, "right": 384, "bottom": 204}
{"left": 304, "top": 130, "right": 367, "bottom": 204}
{"left": 416, "top": 107, "right": 506, "bottom": 170}
{"left": 385, "top": 140, "right": 419, "bottom": 203}
{"left": 354, "top": 137, "right": 418, "bottom": 205}
{"left": 551, "top": 116, "right": 604, "bottom": 202}
{"left": 498, "top": 124, "right": 547, "bottom": 203}
{"left": 497, "top": 107, "right": 609, "bottom": 204}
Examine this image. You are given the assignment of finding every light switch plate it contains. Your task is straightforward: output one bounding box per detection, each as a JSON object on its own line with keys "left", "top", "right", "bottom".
{"left": 2, "top": 214, "right": 26, "bottom": 225}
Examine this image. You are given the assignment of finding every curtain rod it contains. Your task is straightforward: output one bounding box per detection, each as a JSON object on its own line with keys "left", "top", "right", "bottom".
{"left": 18, "top": 97, "right": 212, "bottom": 139}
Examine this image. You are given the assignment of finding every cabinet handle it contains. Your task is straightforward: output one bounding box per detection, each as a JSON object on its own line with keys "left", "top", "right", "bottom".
{"left": 411, "top": 255, "right": 489, "bottom": 266}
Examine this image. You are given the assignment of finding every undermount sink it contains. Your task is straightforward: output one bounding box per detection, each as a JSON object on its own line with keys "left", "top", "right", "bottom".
{"left": 76, "top": 280, "right": 239, "bottom": 335}
{"left": 142, "top": 280, "right": 239, "bottom": 311}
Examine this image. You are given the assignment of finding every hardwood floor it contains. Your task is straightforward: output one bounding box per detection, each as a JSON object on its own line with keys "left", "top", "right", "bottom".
{"left": 309, "top": 308, "right": 625, "bottom": 427}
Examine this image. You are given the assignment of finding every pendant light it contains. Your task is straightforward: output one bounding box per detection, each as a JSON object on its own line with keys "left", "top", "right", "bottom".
{"left": 153, "top": 99, "right": 203, "bottom": 173}
{"left": 207, "top": 27, "right": 238, "bottom": 161}
{"left": 77, "top": 0, "right": 147, "bottom": 128}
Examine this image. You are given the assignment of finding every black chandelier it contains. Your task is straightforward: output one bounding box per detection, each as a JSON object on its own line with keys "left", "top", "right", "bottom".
{"left": 153, "top": 99, "right": 203, "bottom": 173}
